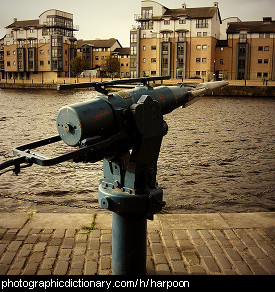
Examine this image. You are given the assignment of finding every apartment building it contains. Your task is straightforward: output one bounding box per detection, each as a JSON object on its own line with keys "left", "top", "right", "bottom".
{"left": 130, "top": 0, "right": 222, "bottom": 80}
{"left": 216, "top": 17, "right": 275, "bottom": 80}
{"left": 3, "top": 9, "right": 78, "bottom": 82}
{"left": 77, "top": 38, "right": 130, "bottom": 77}
{"left": 0, "top": 37, "right": 4, "bottom": 80}
{"left": 112, "top": 47, "right": 130, "bottom": 77}
{"left": 131, "top": 1, "right": 275, "bottom": 81}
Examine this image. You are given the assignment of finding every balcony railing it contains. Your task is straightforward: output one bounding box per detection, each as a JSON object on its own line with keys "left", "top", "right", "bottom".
{"left": 134, "top": 13, "right": 153, "bottom": 21}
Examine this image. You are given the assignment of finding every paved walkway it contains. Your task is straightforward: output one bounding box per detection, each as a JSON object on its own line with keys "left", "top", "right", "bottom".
{"left": 0, "top": 212, "right": 274, "bottom": 275}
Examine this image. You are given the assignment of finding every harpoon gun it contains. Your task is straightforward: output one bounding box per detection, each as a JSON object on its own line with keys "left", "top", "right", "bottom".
{"left": 0, "top": 76, "right": 227, "bottom": 174}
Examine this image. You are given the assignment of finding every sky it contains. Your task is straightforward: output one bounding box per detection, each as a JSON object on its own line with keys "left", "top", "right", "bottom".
{"left": 0, "top": 0, "right": 274, "bottom": 47}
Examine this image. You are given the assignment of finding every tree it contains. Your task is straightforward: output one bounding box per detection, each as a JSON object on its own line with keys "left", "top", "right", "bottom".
{"left": 101, "top": 56, "right": 120, "bottom": 77}
{"left": 70, "top": 56, "right": 89, "bottom": 77}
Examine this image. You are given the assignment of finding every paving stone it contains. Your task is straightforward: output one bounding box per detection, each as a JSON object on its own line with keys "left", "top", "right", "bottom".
{"left": 85, "top": 260, "right": 98, "bottom": 275}
{"left": 179, "top": 239, "right": 195, "bottom": 251}
{"left": 197, "top": 245, "right": 212, "bottom": 257}
{"left": 215, "top": 254, "right": 232, "bottom": 270}
{"left": 54, "top": 261, "right": 69, "bottom": 275}
{"left": 202, "top": 256, "right": 221, "bottom": 273}
{"left": 100, "top": 256, "right": 111, "bottom": 270}
{"left": 249, "top": 246, "right": 267, "bottom": 259}
{"left": 33, "top": 242, "right": 47, "bottom": 252}
{"left": 170, "top": 260, "right": 187, "bottom": 274}
{"left": 224, "top": 248, "right": 242, "bottom": 261}
{"left": 189, "top": 265, "right": 207, "bottom": 275}
{"left": 62, "top": 238, "right": 74, "bottom": 249}
{"left": 182, "top": 251, "right": 200, "bottom": 265}
{"left": 233, "top": 261, "right": 253, "bottom": 275}
{"left": 258, "top": 258, "right": 275, "bottom": 274}
{"left": 199, "top": 230, "right": 213, "bottom": 240}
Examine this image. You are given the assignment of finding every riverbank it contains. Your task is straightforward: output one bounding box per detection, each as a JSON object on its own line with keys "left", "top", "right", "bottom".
{"left": 1, "top": 78, "right": 275, "bottom": 96}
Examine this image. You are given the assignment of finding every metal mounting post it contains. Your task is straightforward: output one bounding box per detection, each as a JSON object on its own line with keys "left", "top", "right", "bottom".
{"left": 98, "top": 95, "right": 167, "bottom": 275}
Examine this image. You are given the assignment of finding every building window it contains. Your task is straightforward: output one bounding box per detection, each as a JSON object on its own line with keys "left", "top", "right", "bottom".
{"left": 7, "top": 61, "right": 10, "bottom": 66}
{"left": 203, "top": 32, "right": 207, "bottom": 37}
{"left": 40, "top": 50, "right": 44, "bottom": 54}
{"left": 259, "top": 33, "right": 264, "bottom": 38}
{"left": 257, "top": 72, "right": 262, "bottom": 77}
{"left": 196, "top": 45, "right": 201, "bottom": 50}
{"left": 258, "top": 46, "right": 263, "bottom": 51}
{"left": 258, "top": 59, "right": 262, "bottom": 64}
{"left": 164, "top": 20, "right": 170, "bottom": 25}
{"left": 220, "top": 59, "right": 223, "bottom": 64}
{"left": 151, "top": 46, "right": 156, "bottom": 50}
{"left": 178, "top": 58, "right": 184, "bottom": 66}
{"left": 178, "top": 43, "right": 185, "bottom": 54}
{"left": 202, "top": 58, "right": 206, "bottom": 63}
{"left": 151, "top": 71, "right": 156, "bottom": 75}
{"left": 265, "top": 33, "right": 270, "bottom": 38}
{"left": 263, "top": 72, "right": 268, "bottom": 78}
{"left": 162, "top": 32, "right": 170, "bottom": 42}
{"left": 202, "top": 45, "right": 207, "bottom": 50}
{"left": 178, "top": 32, "right": 186, "bottom": 41}
{"left": 264, "top": 46, "right": 269, "bottom": 51}
{"left": 196, "top": 58, "right": 201, "bottom": 63}
{"left": 40, "top": 61, "right": 44, "bottom": 66}
{"left": 143, "top": 46, "right": 146, "bottom": 51}
{"left": 264, "top": 59, "right": 269, "bottom": 64}
{"left": 151, "top": 58, "right": 156, "bottom": 63}
{"left": 197, "top": 32, "right": 202, "bottom": 37}
{"left": 141, "top": 20, "right": 153, "bottom": 30}
{"left": 202, "top": 71, "right": 206, "bottom": 76}
{"left": 196, "top": 19, "right": 208, "bottom": 28}
{"left": 220, "top": 47, "right": 224, "bottom": 51}
{"left": 7, "top": 51, "right": 10, "bottom": 56}
{"left": 239, "top": 33, "right": 247, "bottom": 43}
{"left": 196, "top": 71, "right": 200, "bottom": 75}
{"left": 95, "top": 56, "right": 99, "bottom": 60}
{"left": 143, "top": 58, "right": 146, "bottom": 63}
{"left": 130, "top": 46, "right": 137, "bottom": 55}
{"left": 130, "top": 33, "right": 137, "bottom": 43}
{"left": 179, "top": 19, "right": 186, "bottom": 24}
{"left": 13, "top": 61, "right": 16, "bottom": 66}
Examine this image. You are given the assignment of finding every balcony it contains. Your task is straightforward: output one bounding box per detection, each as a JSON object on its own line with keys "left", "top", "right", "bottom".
{"left": 43, "top": 21, "right": 79, "bottom": 31}
{"left": 134, "top": 13, "right": 153, "bottom": 21}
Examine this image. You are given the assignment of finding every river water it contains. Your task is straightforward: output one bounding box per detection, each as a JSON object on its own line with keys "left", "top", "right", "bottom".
{"left": 0, "top": 88, "right": 274, "bottom": 214}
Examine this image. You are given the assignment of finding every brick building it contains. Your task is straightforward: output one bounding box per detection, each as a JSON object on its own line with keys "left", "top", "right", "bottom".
{"left": 130, "top": 0, "right": 275, "bottom": 81}
{"left": 2, "top": 9, "right": 78, "bottom": 83}
{"left": 216, "top": 17, "right": 275, "bottom": 80}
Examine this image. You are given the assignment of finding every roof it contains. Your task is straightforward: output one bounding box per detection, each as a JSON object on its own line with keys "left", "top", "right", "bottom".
{"left": 112, "top": 47, "right": 130, "bottom": 55}
{"left": 6, "top": 19, "right": 41, "bottom": 29}
{"left": 77, "top": 38, "right": 122, "bottom": 49}
{"left": 162, "top": 6, "right": 221, "bottom": 23}
{"left": 227, "top": 20, "right": 275, "bottom": 33}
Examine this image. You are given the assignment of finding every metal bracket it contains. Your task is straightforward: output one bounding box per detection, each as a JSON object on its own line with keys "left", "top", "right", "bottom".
{"left": 98, "top": 95, "right": 167, "bottom": 219}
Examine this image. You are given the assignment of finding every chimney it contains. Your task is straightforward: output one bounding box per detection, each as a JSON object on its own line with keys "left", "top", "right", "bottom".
{"left": 263, "top": 17, "right": 272, "bottom": 23}
{"left": 182, "top": 3, "right": 186, "bottom": 9}
{"left": 13, "top": 18, "right": 17, "bottom": 23}
{"left": 214, "top": 2, "right": 218, "bottom": 7}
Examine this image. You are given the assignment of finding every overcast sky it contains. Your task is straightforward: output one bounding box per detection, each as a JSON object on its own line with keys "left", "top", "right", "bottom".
{"left": 0, "top": 0, "right": 274, "bottom": 47}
